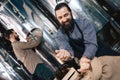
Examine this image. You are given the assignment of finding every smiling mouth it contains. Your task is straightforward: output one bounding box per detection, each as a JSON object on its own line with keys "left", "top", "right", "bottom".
{"left": 64, "top": 21, "right": 70, "bottom": 25}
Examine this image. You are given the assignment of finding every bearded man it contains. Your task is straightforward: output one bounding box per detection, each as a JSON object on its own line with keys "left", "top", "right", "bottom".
{"left": 54, "top": 3, "right": 97, "bottom": 72}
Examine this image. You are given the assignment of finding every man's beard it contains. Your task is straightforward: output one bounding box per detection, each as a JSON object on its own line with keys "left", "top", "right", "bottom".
{"left": 61, "top": 19, "right": 74, "bottom": 32}
{"left": 15, "top": 36, "right": 20, "bottom": 41}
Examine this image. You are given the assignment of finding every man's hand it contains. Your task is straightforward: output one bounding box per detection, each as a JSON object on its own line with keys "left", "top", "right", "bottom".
{"left": 78, "top": 57, "right": 91, "bottom": 73}
{"left": 55, "top": 49, "right": 71, "bottom": 61}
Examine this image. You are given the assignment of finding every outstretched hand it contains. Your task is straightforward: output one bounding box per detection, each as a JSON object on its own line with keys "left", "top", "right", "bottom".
{"left": 78, "top": 57, "right": 91, "bottom": 73}
{"left": 55, "top": 49, "right": 71, "bottom": 62}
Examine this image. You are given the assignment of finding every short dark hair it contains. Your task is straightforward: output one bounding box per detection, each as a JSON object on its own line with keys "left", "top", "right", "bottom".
{"left": 55, "top": 3, "right": 71, "bottom": 12}
{"left": 26, "top": 28, "right": 38, "bottom": 37}
{"left": 4, "top": 29, "right": 14, "bottom": 40}
{"left": 31, "top": 28, "right": 38, "bottom": 32}
{"left": 27, "top": 28, "right": 42, "bottom": 37}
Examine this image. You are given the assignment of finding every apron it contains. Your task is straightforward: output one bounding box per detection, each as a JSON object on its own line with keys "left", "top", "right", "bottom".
{"left": 67, "top": 22, "right": 85, "bottom": 59}
{"left": 67, "top": 22, "right": 120, "bottom": 59}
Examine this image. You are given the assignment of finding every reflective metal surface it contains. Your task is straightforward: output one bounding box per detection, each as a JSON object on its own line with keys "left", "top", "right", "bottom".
{"left": 0, "top": 0, "right": 120, "bottom": 79}
{"left": 0, "top": 0, "right": 61, "bottom": 79}
{"left": 0, "top": 48, "right": 28, "bottom": 80}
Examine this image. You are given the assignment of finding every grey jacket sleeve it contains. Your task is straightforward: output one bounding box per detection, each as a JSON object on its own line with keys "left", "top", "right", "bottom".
{"left": 54, "top": 30, "right": 75, "bottom": 56}
{"left": 16, "top": 36, "right": 42, "bottom": 49}
{"left": 81, "top": 18, "right": 98, "bottom": 59}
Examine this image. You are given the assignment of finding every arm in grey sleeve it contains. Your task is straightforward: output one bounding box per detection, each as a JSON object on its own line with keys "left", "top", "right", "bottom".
{"left": 54, "top": 31, "right": 74, "bottom": 56}
{"left": 17, "top": 36, "right": 42, "bottom": 49}
{"left": 82, "top": 19, "right": 98, "bottom": 59}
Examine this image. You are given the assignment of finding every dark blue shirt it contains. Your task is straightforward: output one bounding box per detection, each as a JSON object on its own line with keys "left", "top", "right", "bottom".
{"left": 54, "top": 18, "right": 98, "bottom": 59}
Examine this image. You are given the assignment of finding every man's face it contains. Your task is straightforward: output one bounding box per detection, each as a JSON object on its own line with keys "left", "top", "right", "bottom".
{"left": 12, "top": 31, "right": 20, "bottom": 41}
{"left": 55, "top": 6, "right": 73, "bottom": 31}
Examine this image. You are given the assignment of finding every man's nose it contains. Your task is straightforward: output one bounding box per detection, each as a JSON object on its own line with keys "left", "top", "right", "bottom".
{"left": 62, "top": 17, "right": 68, "bottom": 22}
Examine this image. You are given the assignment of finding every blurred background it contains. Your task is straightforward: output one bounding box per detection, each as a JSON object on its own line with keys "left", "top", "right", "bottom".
{"left": 0, "top": 0, "right": 119, "bottom": 79}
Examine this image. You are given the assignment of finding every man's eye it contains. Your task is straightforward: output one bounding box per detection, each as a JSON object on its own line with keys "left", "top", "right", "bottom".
{"left": 64, "top": 13, "right": 69, "bottom": 17}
